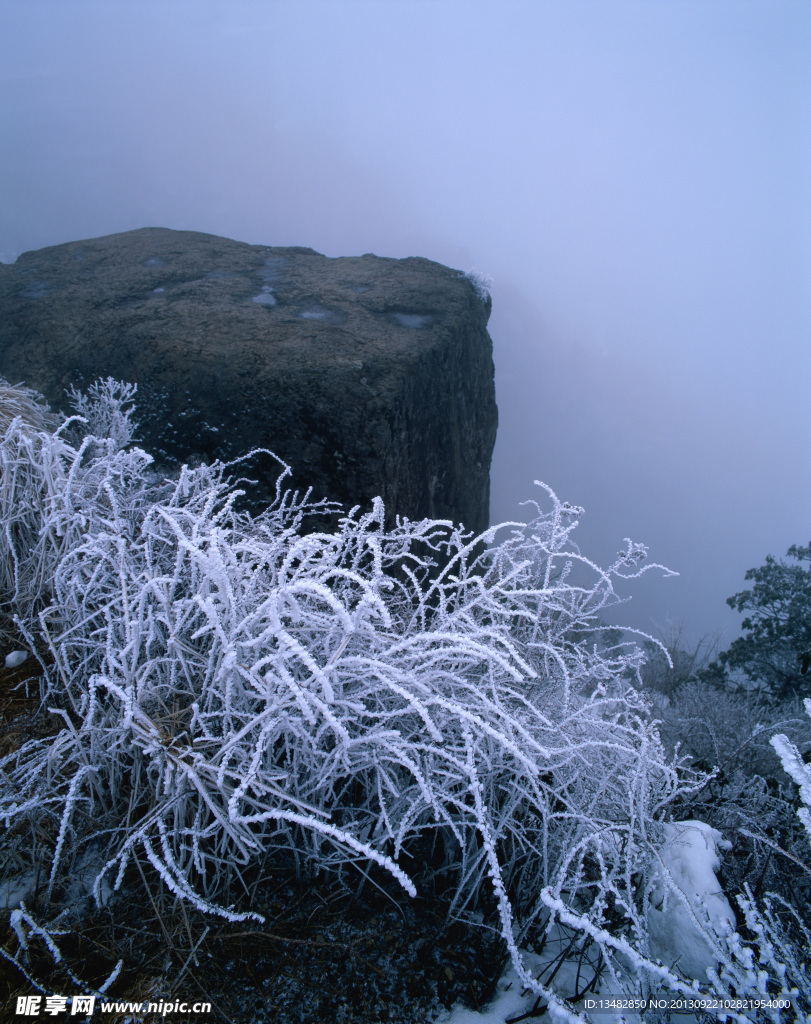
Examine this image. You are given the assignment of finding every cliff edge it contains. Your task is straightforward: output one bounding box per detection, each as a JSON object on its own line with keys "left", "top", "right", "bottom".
{"left": 0, "top": 228, "right": 497, "bottom": 532}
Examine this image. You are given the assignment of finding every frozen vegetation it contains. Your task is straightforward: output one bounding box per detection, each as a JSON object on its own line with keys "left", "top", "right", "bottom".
{"left": 0, "top": 378, "right": 809, "bottom": 1021}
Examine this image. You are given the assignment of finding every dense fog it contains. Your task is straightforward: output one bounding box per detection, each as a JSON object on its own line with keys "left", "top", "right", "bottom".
{"left": 1, "top": 0, "right": 808, "bottom": 642}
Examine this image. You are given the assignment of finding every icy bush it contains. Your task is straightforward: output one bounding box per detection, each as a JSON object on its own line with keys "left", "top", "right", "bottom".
{"left": 771, "top": 698, "right": 811, "bottom": 844}
{"left": 653, "top": 680, "right": 810, "bottom": 850}
{"left": 0, "top": 378, "right": 164, "bottom": 621}
{"left": 635, "top": 669, "right": 811, "bottom": 1018}
{"left": 0, "top": 379, "right": 61, "bottom": 437}
{"left": 639, "top": 861, "right": 811, "bottom": 1023}
{"left": 9, "top": 378, "right": 802, "bottom": 1018}
{"left": 65, "top": 375, "right": 139, "bottom": 452}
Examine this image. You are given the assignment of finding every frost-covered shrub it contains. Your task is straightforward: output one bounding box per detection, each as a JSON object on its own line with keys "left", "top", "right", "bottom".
{"left": 638, "top": 624, "right": 721, "bottom": 699}
{"left": 0, "top": 379, "right": 166, "bottom": 622}
{"left": 640, "top": 820, "right": 811, "bottom": 1023}
{"left": 647, "top": 664, "right": 809, "bottom": 907}
{"left": 682, "top": 704, "right": 811, "bottom": 1021}
{"left": 13, "top": 379, "right": 804, "bottom": 1018}
{"left": 0, "top": 378, "right": 61, "bottom": 437}
{"left": 771, "top": 698, "right": 811, "bottom": 845}
{"left": 65, "top": 376, "right": 140, "bottom": 452}
{"left": 655, "top": 680, "right": 802, "bottom": 779}
{"left": 641, "top": 662, "right": 810, "bottom": 1018}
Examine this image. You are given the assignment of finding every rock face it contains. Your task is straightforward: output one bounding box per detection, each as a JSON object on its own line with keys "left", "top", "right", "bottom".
{"left": 0, "top": 228, "right": 497, "bottom": 532}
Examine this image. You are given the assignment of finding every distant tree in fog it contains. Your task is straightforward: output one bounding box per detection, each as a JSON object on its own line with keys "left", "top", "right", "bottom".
{"left": 703, "top": 544, "right": 811, "bottom": 700}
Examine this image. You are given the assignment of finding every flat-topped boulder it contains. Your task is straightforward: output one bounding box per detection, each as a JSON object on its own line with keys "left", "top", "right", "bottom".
{"left": 0, "top": 227, "right": 497, "bottom": 531}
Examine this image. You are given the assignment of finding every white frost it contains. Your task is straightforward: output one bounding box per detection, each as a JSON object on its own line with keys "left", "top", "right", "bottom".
{"left": 463, "top": 268, "right": 493, "bottom": 302}
{"left": 771, "top": 697, "right": 811, "bottom": 842}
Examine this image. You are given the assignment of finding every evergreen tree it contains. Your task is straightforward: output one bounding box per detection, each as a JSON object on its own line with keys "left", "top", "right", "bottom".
{"left": 708, "top": 543, "right": 811, "bottom": 699}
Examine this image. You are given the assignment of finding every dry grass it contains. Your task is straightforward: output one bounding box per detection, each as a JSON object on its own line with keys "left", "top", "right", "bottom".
{"left": 0, "top": 380, "right": 61, "bottom": 437}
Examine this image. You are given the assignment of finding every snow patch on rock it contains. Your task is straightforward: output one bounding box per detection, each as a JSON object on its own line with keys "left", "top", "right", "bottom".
{"left": 648, "top": 820, "right": 735, "bottom": 983}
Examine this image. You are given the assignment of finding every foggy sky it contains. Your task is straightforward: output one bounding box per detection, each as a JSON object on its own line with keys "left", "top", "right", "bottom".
{"left": 1, "top": 0, "right": 809, "bottom": 646}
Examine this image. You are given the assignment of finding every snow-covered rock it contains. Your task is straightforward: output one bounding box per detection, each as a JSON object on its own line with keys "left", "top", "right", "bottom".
{"left": 648, "top": 820, "right": 735, "bottom": 983}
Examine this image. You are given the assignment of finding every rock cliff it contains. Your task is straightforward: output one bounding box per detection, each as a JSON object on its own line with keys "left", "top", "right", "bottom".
{"left": 0, "top": 228, "right": 497, "bottom": 532}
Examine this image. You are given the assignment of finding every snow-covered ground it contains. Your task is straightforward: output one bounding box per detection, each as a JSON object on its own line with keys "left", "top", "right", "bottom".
{"left": 437, "top": 821, "right": 737, "bottom": 1024}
